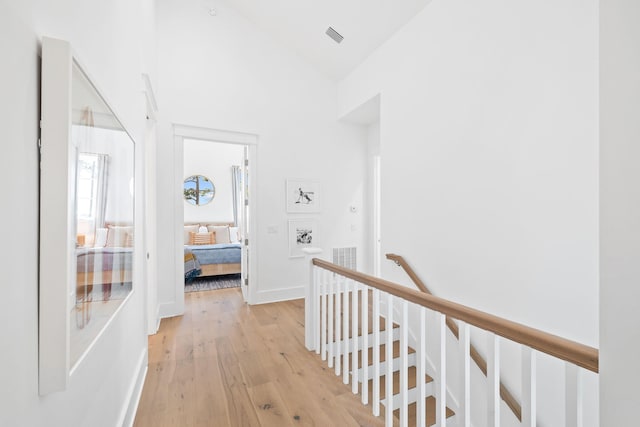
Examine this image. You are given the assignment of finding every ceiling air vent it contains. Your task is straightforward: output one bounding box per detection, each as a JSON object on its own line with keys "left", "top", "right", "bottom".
{"left": 325, "top": 27, "right": 344, "bottom": 44}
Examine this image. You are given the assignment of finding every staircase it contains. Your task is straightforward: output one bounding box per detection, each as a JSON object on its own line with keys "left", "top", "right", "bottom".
{"left": 303, "top": 252, "right": 599, "bottom": 427}
{"left": 315, "top": 278, "right": 456, "bottom": 426}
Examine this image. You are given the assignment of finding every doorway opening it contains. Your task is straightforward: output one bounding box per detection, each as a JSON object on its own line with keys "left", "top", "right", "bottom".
{"left": 183, "top": 139, "right": 245, "bottom": 294}
{"left": 173, "top": 126, "right": 258, "bottom": 309}
{"left": 338, "top": 93, "right": 381, "bottom": 276}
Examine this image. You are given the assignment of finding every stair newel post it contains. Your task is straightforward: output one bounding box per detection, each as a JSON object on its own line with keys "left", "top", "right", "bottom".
{"left": 372, "top": 288, "right": 381, "bottom": 417}
{"left": 385, "top": 293, "right": 394, "bottom": 427}
{"left": 522, "top": 346, "right": 537, "bottom": 427}
{"left": 458, "top": 321, "right": 471, "bottom": 427}
{"left": 303, "top": 248, "right": 323, "bottom": 352}
{"left": 361, "top": 284, "right": 369, "bottom": 405}
{"left": 321, "top": 269, "right": 327, "bottom": 361}
{"left": 314, "top": 266, "right": 321, "bottom": 354}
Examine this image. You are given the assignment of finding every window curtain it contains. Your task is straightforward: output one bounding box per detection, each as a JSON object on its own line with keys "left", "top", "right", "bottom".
{"left": 94, "top": 154, "right": 109, "bottom": 228}
{"left": 231, "top": 165, "right": 242, "bottom": 226}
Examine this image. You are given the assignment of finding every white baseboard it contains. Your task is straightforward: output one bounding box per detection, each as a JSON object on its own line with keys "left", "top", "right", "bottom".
{"left": 252, "top": 285, "right": 305, "bottom": 305}
{"left": 154, "top": 308, "right": 161, "bottom": 333}
{"left": 118, "top": 348, "right": 148, "bottom": 427}
{"left": 158, "top": 301, "right": 180, "bottom": 319}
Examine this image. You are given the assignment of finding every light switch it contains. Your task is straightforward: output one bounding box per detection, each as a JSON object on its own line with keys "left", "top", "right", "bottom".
{"left": 267, "top": 225, "right": 278, "bottom": 234}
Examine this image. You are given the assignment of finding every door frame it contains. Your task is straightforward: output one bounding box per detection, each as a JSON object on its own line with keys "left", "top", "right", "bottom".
{"left": 173, "top": 124, "right": 258, "bottom": 311}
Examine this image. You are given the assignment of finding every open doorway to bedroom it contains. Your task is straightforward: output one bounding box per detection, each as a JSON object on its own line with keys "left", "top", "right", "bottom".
{"left": 182, "top": 139, "right": 245, "bottom": 293}
{"left": 173, "top": 126, "right": 257, "bottom": 307}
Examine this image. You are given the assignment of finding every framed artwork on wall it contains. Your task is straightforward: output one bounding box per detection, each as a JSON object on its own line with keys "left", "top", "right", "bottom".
{"left": 286, "top": 179, "right": 320, "bottom": 213}
{"left": 288, "top": 219, "right": 318, "bottom": 258}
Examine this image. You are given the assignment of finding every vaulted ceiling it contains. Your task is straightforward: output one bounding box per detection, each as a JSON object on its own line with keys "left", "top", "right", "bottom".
{"left": 215, "top": 0, "right": 431, "bottom": 80}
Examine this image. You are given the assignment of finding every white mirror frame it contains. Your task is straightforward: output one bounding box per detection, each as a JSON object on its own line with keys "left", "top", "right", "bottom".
{"left": 39, "top": 37, "right": 136, "bottom": 395}
{"left": 39, "top": 37, "right": 74, "bottom": 395}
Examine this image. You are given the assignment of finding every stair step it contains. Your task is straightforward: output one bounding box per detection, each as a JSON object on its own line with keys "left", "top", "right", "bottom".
{"left": 380, "top": 381, "right": 435, "bottom": 410}
{"left": 375, "top": 366, "right": 432, "bottom": 399}
{"left": 391, "top": 396, "right": 456, "bottom": 427}
{"left": 327, "top": 327, "right": 402, "bottom": 356}
{"left": 356, "top": 352, "right": 417, "bottom": 379}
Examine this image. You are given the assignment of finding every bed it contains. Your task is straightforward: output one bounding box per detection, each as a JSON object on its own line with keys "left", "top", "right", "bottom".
{"left": 76, "top": 246, "right": 133, "bottom": 301}
{"left": 184, "top": 222, "right": 242, "bottom": 279}
{"left": 185, "top": 243, "right": 241, "bottom": 278}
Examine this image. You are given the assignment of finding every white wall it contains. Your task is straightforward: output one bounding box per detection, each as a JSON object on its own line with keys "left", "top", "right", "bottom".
{"left": 600, "top": 0, "right": 640, "bottom": 424}
{"left": 156, "top": 0, "right": 368, "bottom": 306}
{"left": 338, "top": 0, "right": 598, "bottom": 424}
{"left": 0, "top": 0, "right": 154, "bottom": 425}
{"left": 183, "top": 139, "right": 243, "bottom": 224}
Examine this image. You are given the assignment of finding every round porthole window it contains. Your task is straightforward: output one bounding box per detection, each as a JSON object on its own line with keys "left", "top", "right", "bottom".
{"left": 183, "top": 175, "right": 215, "bottom": 206}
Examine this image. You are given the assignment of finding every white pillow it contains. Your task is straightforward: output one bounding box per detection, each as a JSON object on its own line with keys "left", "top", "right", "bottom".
{"left": 106, "top": 226, "right": 132, "bottom": 247}
{"left": 94, "top": 228, "right": 108, "bottom": 247}
{"left": 184, "top": 225, "right": 199, "bottom": 245}
{"left": 207, "top": 225, "right": 230, "bottom": 244}
{"left": 198, "top": 225, "right": 208, "bottom": 233}
{"left": 229, "top": 226, "right": 240, "bottom": 243}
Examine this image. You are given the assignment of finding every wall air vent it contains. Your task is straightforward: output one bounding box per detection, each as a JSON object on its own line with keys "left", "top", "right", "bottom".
{"left": 333, "top": 247, "right": 357, "bottom": 270}
{"left": 325, "top": 27, "right": 344, "bottom": 44}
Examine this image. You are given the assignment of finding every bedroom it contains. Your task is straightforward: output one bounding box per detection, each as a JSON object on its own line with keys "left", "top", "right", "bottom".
{"left": 182, "top": 138, "right": 246, "bottom": 293}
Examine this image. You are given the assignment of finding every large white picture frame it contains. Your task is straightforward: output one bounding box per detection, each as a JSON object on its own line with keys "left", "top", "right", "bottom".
{"left": 286, "top": 179, "right": 320, "bottom": 213}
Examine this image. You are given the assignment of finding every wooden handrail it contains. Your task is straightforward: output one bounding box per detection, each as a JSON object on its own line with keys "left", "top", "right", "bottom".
{"left": 386, "top": 253, "right": 430, "bottom": 294}
{"left": 313, "top": 258, "right": 599, "bottom": 374}
{"left": 386, "top": 253, "right": 522, "bottom": 420}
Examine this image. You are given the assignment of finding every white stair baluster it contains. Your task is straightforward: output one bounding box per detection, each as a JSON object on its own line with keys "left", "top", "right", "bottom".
{"left": 351, "top": 280, "right": 359, "bottom": 394}
{"left": 386, "top": 293, "right": 394, "bottom": 427}
{"left": 458, "top": 321, "right": 471, "bottom": 427}
{"left": 565, "top": 363, "right": 583, "bottom": 427}
{"left": 328, "top": 273, "right": 334, "bottom": 368}
{"left": 522, "top": 346, "right": 537, "bottom": 427}
{"left": 373, "top": 288, "right": 381, "bottom": 417}
{"left": 335, "top": 274, "right": 342, "bottom": 376}
{"left": 400, "top": 299, "right": 409, "bottom": 427}
{"left": 320, "top": 270, "right": 327, "bottom": 361}
{"left": 417, "top": 306, "right": 426, "bottom": 427}
{"left": 361, "top": 285, "right": 369, "bottom": 405}
{"left": 487, "top": 333, "right": 501, "bottom": 427}
{"left": 343, "top": 277, "right": 350, "bottom": 385}
{"left": 436, "top": 312, "right": 447, "bottom": 426}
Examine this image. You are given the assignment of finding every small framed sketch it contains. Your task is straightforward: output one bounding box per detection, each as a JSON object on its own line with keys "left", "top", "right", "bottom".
{"left": 286, "top": 179, "right": 320, "bottom": 213}
{"left": 288, "top": 219, "right": 318, "bottom": 258}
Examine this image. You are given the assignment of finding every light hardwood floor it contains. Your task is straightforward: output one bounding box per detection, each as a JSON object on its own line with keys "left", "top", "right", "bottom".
{"left": 133, "top": 287, "right": 385, "bottom": 427}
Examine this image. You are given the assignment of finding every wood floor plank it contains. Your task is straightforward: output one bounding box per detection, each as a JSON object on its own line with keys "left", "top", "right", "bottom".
{"left": 215, "top": 336, "right": 262, "bottom": 426}
{"left": 248, "top": 382, "right": 296, "bottom": 427}
{"left": 193, "top": 356, "right": 230, "bottom": 427}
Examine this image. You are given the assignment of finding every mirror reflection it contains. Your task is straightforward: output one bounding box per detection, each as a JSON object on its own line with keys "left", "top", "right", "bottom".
{"left": 184, "top": 175, "right": 215, "bottom": 205}
{"left": 71, "top": 62, "right": 134, "bottom": 367}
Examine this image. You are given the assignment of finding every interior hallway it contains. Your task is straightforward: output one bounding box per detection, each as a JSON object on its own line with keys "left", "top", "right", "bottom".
{"left": 133, "top": 287, "right": 383, "bottom": 426}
